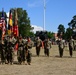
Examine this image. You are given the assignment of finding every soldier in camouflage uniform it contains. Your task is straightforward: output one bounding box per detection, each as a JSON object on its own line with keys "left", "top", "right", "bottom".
{"left": 44, "top": 38, "right": 51, "bottom": 57}
{"left": 17, "top": 36, "right": 24, "bottom": 64}
{"left": 0, "top": 39, "right": 6, "bottom": 64}
{"left": 7, "top": 35, "right": 16, "bottom": 64}
{"left": 58, "top": 38, "right": 65, "bottom": 57}
{"left": 22, "top": 37, "right": 28, "bottom": 64}
{"left": 26, "top": 37, "right": 34, "bottom": 65}
{"left": 68, "top": 36, "right": 74, "bottom": 57}
{"left": 74, "top": 37, "right": 76, "bottom": 50}
{"left": 35, "top": 37, "right": 42, "bottom": 56}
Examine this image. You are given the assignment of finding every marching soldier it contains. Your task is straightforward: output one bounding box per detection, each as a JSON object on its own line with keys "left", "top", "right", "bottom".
{"left": 44, "top": 38, "right": 51, "bottom": 57}
{"left": 68, "top": 36, "right": 74, "bottom": 57}
{"left": 35, "top": 37, "right": 42, "bottom": 56}
{"left": 58, "top": 38, "right": 65, "bottom": 57}
{"left": 26, "top": 37, "right": 34, "bottom": 65}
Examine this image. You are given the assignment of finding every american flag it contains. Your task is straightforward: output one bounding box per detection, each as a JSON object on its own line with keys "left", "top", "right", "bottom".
{"left": 1, "top": 9, "right": 6, "bottom": 40}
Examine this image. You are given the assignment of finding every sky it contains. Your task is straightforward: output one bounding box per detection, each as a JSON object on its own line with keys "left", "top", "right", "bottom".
{"left": 0, "top": 0, "right": 76, "bottom": 33}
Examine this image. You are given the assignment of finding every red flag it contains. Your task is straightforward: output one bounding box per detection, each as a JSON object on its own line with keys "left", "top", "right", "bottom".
{"left": 13, "top": 9, "right": 19, "bottom": 37}
{"left": 13, "top": 9, "right": 19, "bottom": 51}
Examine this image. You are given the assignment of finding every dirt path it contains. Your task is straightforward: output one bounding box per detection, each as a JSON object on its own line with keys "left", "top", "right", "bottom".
{"left": 0, "top": 45, "right": 76, "bottom": 75}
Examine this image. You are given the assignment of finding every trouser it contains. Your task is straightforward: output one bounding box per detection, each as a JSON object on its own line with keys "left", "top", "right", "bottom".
{"left": 36, "top": 47, "right": 40, "bottom": 56}
{"left": 59, "top": 48, "right": 63, "bottom": 57}
{"left": 44, "top": 48, "right": 49, "bottom": 56}
{"left": 69, "top": 47, "right": 73, "bottom": 56}
{"left": 1, "top": 49, "right": 5, "bottom": 63}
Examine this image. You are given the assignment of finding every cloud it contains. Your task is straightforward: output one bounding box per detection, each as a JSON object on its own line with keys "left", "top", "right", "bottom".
{"left": 27, "top": 0, "right": 50, "bottom": 8}
{"left": 27, "top": 0, "right": 43, "bottom": 8}
{"left": 31, "top": 25, "right": 43, "bottom": 33}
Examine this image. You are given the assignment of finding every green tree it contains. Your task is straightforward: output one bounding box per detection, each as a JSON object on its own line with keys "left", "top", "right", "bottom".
{"left": 65, "top": 27, "right": 72, "bottom": 39}
{"left": 47, "top": 31, "right": 54, "bottom": 39}
{"left": 68, "top": 15, "right": 76, "bottom": 30}
{"left": 57, "top": 24, "right": 65, "bottom": 38}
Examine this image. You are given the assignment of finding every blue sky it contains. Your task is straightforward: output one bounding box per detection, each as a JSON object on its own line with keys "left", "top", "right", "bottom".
{"left": 0, "top": 0, "right": 76, "bottom": 33}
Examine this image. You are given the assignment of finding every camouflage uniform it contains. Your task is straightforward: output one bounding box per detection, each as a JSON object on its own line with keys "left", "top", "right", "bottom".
{"left": 74, "top": 39, "right": 76, "bottom": 50}
{"left": 58, "top": 38, "right": 65, "bottom": 57}
{"left": 0, "top": 40, "right": 6, "bottom": 64}
{"left": 17, "top": 37, "right": 24, "bottom": 64}
{"left": 68, "top": 38, "right": 74, "bottom": 57}
{"left": 26, "top": 37, "right": 34, "bottom": 65}
{"left": 7, "top": 36, "right": 16, "bottom": 64}
{"left": 35, "top": 37, "right": 42, "bottom": 56}
{"left": 44, "top": 38, "right": 51, "bottom": 56}
{"left": 22, "top": 37, "right": 28, "bottom": 64}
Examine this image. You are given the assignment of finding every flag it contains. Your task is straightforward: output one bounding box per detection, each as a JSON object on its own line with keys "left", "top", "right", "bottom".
{"left": 1, "top": 9, "right": 6, "bottom": 40}
{"left": 13, "top": 9, "right": 19, "bottom": 37}
{"left": 13, "top": 9, "right": 19, "bottom": 51}
{"left": 0, "top": 19, "right": 2, "bottom": 29}
{"left": 8, "top": 10, "right": 13, "bottom": 35}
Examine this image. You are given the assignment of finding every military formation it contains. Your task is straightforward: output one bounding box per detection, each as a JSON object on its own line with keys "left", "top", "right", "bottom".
{"left": 0, "top": 34, "right": 34, "bottom": 65}
{"left": 0, "top": 34, "right": 76, "bottom": 65}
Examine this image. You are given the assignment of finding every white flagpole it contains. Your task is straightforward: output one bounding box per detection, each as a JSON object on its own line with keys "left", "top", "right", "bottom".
{"left": 43, "top": 0, "right": 46, "bottom": 31}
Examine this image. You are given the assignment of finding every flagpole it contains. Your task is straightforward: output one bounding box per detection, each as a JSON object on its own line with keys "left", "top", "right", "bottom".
{"left": 43, "top": 0, "right": 46, "bottom": 31}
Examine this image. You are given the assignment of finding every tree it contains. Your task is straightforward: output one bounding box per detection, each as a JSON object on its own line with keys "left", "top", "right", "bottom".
{"left": 65, "top": 27, "right": 72, "bottom": 40}
{"left": 68, "top": 15, "right": 76, "bottom": 30}
{"left": 57, "top": 24, "right": 65, "bottom": 38}
{"left": 47, "top": 31, "right": 54, "bottom": 39}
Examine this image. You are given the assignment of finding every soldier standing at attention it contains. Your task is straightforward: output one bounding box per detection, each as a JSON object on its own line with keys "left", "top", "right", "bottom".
{"left": 35, "top": 37, "right": 42, "bottom": 56}
{"left": 44, "top": 38, "right": 51, "bottom": 57}
{"left": 0, "top": 38, "right": 6, "bottom": 64}
{"left": 26, "top": 37, "right": 34, "bottom": 65}
{"left": 22, "top": 37, "right": 28, "bottom": 65}
{"left": 7, "top": 35, "right": 16, "bottom": 64}
{"left": 58, "top": 38, "right": 65, "bottom": 57}
{"left": 68, "top": 36, "right": 74, "bottom": 57}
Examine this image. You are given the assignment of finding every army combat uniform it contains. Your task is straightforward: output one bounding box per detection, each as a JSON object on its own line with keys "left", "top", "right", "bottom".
{"left": 35, "top": 37, "right": 42, "bottom": 56}
{"left": 44, "top": 38, "right": 51, "bottom": 56}
{"left": 0, "top": 40, "right": 6, "bottom": 64}
{"left": 7, "top": 36, "right": 16, "bottom": 64}
{"left": 58, "top": 38, "right": 65, "bottom": 57}
{"left": 68, "top": 38, "right": 74, "bottom": 57}
{"left": 26, "top": 37, "right": 34, "bottom": 65}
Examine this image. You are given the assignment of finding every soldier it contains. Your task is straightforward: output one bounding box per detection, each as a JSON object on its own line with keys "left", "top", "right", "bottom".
{"left": 17, "top": 36, "right": 24, "bottom": 64}
{"left": 26, "top": 37, "right": 34, "bottom": 65}
{"left": 58, "top": 38, "right": 65, "bottom": 57}
{"left": 35, "top": 37, "right": 42, "bottom": 56}
{"left": 68, "top": 36, "right": 74, "bottom": 57}
{"left": 7, "top": 35, "right": 16, "bottom": 64}
{"left": 0, "top": 39, "right": 6, "bottom": 64}
{"left": 44, "top": 38, "right": 51, "bottom": 57}
{"left": 74, "top": 37, "right": 76, "bottom": 50}
{"left": 22, "top": 37, "right": 28, "bottom": 64}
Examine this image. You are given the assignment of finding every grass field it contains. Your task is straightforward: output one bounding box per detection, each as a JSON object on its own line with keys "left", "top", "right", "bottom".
{"left": 0, "top": 45, "right": 76, "bottom": 75}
